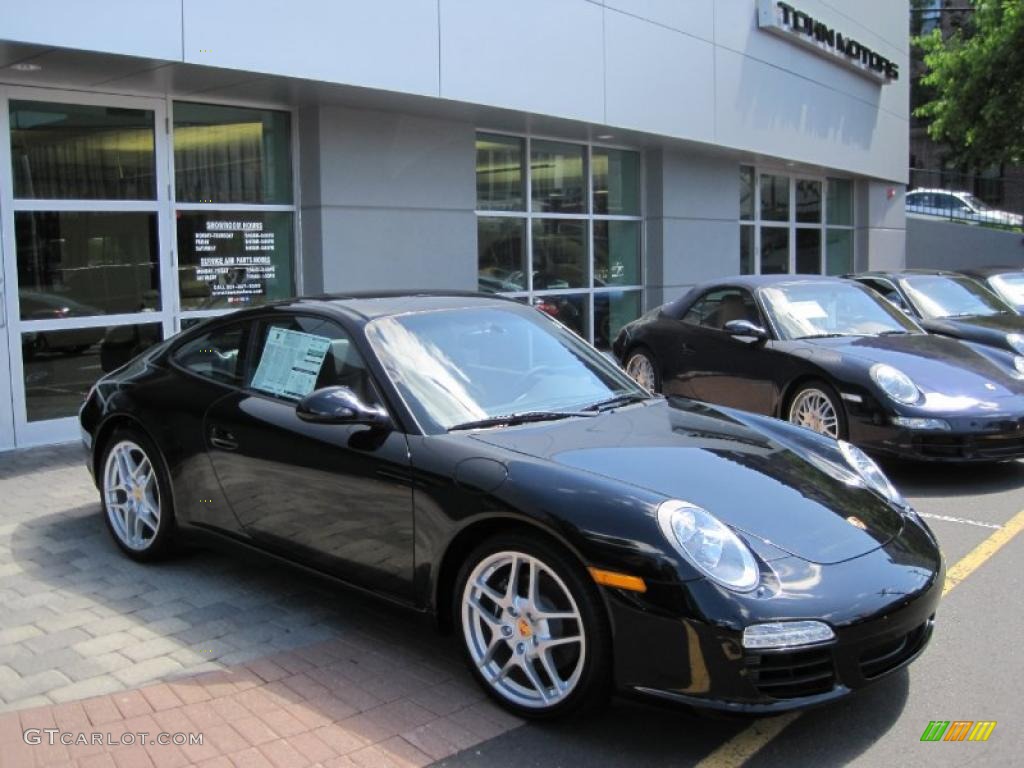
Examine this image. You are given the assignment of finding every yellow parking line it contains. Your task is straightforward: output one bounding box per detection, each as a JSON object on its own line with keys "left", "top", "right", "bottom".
{"left": 942, "top": 508, "right": 1024, "bottom": 596}
{"left": 694, "top": 507, "right": 1024, "bottom": 768}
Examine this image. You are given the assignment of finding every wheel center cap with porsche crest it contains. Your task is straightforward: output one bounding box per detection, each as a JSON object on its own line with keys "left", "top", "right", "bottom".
{"left": 517, "top": 617, "right": 533, "bottom": 638}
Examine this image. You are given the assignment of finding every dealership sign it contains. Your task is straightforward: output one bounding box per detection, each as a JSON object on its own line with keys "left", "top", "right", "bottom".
{"left": 757, "top": 1, "right": 899, "bottom": 84}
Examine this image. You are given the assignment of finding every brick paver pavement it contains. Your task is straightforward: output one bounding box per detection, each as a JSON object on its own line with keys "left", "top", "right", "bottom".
{"left": 0, "top": 444, "right": 523, "bottom": 766}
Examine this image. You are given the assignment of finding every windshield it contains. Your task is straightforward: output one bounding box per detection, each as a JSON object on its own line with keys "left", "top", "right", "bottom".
{"left": 759, "top": 282, "right": 920, "bottom": 340}
{"left": 365, "top": 305, "right": 646, "bottom": 432}
{"left": 960, "top": 193, "right": 993, "bottom": 212}
{"left": 901, "top": 275, "right": 1011, "bottom": 319}
{"left": 990, "top": 273, "right": 1024, "bottom": 306}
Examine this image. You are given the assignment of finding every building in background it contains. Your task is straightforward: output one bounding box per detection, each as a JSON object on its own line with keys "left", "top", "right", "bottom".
{"left": 909, "top": 0, "right": 1024, "bottom": 214}
{"left": 0, "top": 0, "right": 909, "bottom": 449}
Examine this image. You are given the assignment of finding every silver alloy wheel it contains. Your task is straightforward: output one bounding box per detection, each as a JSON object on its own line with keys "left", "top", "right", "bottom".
{"left": 103, "top": 440, "right": 161, "bottom": 551}
{"left": 462, "top": 551, "right": 586, "bottom": 709}
{"left": 789, "top": 388, "right": 840, "bottom": 438}
{"left": 625, "top": 352, "right": 656, "bottom": 391}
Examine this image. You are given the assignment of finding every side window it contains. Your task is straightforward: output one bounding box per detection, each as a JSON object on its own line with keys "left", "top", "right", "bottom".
{"left": 172, "top": 323, "right": 247, "bottom": 386}
{"left": 684, "top": 289, "right": 761, "bottom": 331}
{"left": 247, "top": 315, "right": 380, "bottom": 405}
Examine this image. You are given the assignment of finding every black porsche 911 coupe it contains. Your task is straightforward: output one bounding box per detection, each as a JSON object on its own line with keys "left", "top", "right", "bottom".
{"left": 849, "top": 269, "right": 1024, "bottom": 356}
{"left": 614, "top": 276, "right": 1024, "bottom": 462}
{"left": 81, "top": 292, "right": 941, "bottom": 718}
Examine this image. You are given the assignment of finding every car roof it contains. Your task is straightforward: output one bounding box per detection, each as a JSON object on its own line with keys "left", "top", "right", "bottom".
{"left": 202, "top": 291, "right": 525, "bottom": 325}
{"left": 853, "top": 269, "right": 961, "bottom": 279}
{"left": 907, "top": 188, "right": 967, "bottom": 196}
{"left": 665, "top": 274, "right": 854, "bottom": 314}
{"left": 959, "top": 265, "right": 1024, "bottom": 277}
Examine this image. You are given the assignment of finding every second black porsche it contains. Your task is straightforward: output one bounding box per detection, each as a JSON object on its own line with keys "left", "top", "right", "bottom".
{"left": 614, "top": 276, "right": 1024, "bottom": 461}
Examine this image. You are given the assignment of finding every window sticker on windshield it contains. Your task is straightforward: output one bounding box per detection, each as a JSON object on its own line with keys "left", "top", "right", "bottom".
{"left": 788, "top": 300, "right": 828, "bottom": 320}
{"left": 251, "top": 327, "right": 331, "bottom": 400}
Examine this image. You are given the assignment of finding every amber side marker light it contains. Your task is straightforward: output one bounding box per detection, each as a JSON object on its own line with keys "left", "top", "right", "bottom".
{"left": 588, "top": 567, "right": 647, "bottom": 593}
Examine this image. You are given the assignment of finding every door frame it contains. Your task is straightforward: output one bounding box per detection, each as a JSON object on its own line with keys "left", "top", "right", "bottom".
{"left": 0, "top": 86, "right": 176, "bottom": 447}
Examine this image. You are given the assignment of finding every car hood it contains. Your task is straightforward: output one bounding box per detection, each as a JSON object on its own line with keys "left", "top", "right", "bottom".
{"left": 793, "top": 333, "right": 1024, "bottom": 403}
{"left": 469, "top": 399, "right": 904, "bottom": 565}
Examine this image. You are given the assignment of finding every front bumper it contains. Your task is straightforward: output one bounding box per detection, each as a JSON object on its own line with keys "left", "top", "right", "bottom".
{"left": 848, "top": 411, "right": 1024, "bottom": 462}
{"left": 606, "top": 519, "right": 943, "bottom": 713}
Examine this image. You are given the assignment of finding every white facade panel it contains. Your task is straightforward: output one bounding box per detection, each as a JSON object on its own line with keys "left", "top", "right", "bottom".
{"left": 715, "top": 0, "right": 910, "bottom": 130}
{"left": 605, "top": 10, "right": 715, "bottom": 143}
{"left": 182, "top": 0, "right": 440, "bottom": 97}
{"left": 714, "top": 46, "right": 908, "bottom": 183}
{"left": 439, "top": 0, "right": 605, "bottom": 124}
{"left": 0, "top": 0, "right": 183, "bottom": 60}
{"left": 604, "top": 0, "right": 714, "bottom": 42}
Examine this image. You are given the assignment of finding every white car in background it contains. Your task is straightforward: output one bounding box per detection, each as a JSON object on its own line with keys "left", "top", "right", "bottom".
{"left": 905, "top": 188, "right": 1023, "bottom": 228}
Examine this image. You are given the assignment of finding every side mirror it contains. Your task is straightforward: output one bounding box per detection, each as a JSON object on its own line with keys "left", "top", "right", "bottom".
{"left": 723, "top": 319, "right": 768, "bottom": 341}
{"left": 296, "top": 386, "right": 392, "bottom": 428}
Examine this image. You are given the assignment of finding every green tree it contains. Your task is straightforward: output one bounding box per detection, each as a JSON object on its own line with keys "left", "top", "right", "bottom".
{"left": 914, "top": 0, "right": 1024, "bottom": 168}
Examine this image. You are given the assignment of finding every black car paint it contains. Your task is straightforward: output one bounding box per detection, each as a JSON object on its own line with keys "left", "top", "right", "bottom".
{"left": 613, "top": 276, "right": 1024, "bottom": 461}
{"left": 81, "top": 293, "right": 942, "bottom": 712}
{"left": 851, "top": 270, "right": 1024, "bottom": 355}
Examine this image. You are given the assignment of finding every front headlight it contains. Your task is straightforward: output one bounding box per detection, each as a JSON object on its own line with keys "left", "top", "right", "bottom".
{"left": 838, "top": 440, "right": 905, "bottom": 507}
{"left": 870, "top": 363, "right": 921, "bottom": 405}
{"left": 1008, "top": 334, "right": 1024, "bottom": 355}
{"left": 657, "top": 500, "right": 759, "bottom": 591}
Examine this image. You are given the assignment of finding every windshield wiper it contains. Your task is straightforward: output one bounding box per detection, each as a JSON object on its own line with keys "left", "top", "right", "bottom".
{"left": 799, "top": 332, "right": 856, "bottom": 339}
{"left": 878, "top": 329, "right": 911, "bottom": 335}
{"left": 448, "top": 410, "right": 597, "bottom": 432}
{"left": 583, "top": 393, "right": 650, "bottom": 412}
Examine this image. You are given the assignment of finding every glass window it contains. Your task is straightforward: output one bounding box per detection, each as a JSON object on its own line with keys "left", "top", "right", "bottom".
{"left": 474, "top": 133, "right": 643, "bottom": 345}
{"left": 827, "top": 178, "right": 853, "bottom": 225}
{"left": 249, "top": 316, "right": 380, "bottom": 404}
{"left": 23, "top": 323, "right": 162, "bottom": 421}
{"left": 10, "top": 100, "right": 156, "bottom": 200}
{"left": 740, "top": 166, "right": 755, "bottom": 221}
{"left": 592, "top": 148, "right": 640, "bottom": 215}
{"left": 173, "top": 322, "right": 247, "bottom": 386}
{"left": 760, "top": 174, "right": 789, "bottom": 221}
{"left": 760, "top": 227, "right": 789, "bottom": 274}
{"left": 900, "top": 275, "right": 1011, "bottom": 319}
{"left": 477, "top": 217, "right": 527, "bottom": 293}
{"left": 740, "top": 225, "right": 755, "bottom": 274}
{"left": 534, "top": 294, "right": 587, "bottom": 339}
{"left": 173, "top": 102, "right": 292, "bottom": 204}
{"left": 594, "top": 291, "right": 642, "bottom": 350}
{"left": 532, "top": 219, "right": 587, "bottom": 289}
{"left": 795, "top": 229, "right": 821, "bottom": 274}
{"left": 760, "top": 282, "right": 918, "bottom": 341}
{"left": 531, "top": 140, "right": 586, "bottom": 214}
{"left": 476, "top": 134, "right": 524, "bottom": 211}
{"left": 594, "top": 220, "right": 639, "bottom": 287}
{"left": 176, "top": 211, "right": 294, "bottom": 311}
{"left": 826, "top": 229, "right": 853, "bottom": 275}
{"left": 795, "top": 180, "right": 822, "bottom": 223}
{"left": 683, "top": 289, "right": 759, "bottom": 331}
{"left": 15, "top": 212, "right": 160, "bottom": 318}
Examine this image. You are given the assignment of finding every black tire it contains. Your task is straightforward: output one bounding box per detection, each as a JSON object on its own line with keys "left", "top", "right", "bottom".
{"left": 624, "top": 346, "right": 661, "bottom": 393}
{"left": 98, "top": 427, "right": 177, "bottom": 562}
{"left": 785, "top": 380, "right": 848, "bottom": 441}
{"left": 453, "top": 533, "right": 612, "bottom": 720}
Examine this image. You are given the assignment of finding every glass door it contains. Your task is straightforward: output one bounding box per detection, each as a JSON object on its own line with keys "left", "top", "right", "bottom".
{"left": 0, "top": 88, "right": 174, "bottom": 447}
{"left": 0, "top": 191, "right": 12, "bottom": 451}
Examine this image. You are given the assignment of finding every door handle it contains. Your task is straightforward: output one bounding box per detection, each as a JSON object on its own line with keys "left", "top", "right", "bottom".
{"left": 209, "top": 427, "right": 238, "bottom": 451}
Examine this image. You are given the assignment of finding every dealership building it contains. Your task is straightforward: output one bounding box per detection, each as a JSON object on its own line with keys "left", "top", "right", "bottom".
{"left": 0, "top": 0, "right": 909, "bottom": 449}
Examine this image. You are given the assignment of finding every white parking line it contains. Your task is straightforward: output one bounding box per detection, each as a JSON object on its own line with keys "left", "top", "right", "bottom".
{"left": 916, "top": 512, "right": 1003, "bottom": 530}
